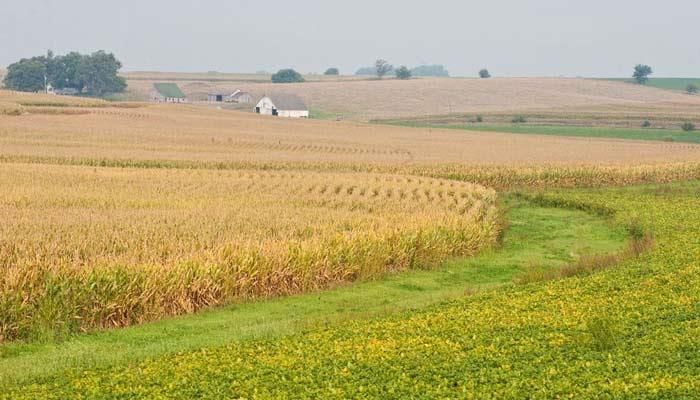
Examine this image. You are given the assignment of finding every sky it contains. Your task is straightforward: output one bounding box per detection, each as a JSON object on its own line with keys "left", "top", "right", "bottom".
{"left": 1, "top": 0, "right": 699, "bottom": 77}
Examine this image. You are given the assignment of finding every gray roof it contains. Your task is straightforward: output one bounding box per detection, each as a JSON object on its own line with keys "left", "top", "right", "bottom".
{"left": 268, "top": 94, "right": 307, "bottom": 111}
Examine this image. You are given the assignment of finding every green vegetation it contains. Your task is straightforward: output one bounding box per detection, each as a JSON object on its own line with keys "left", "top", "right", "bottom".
{"left": 633, "top": 64, "right": 653, "bottom": 84}
{"left": 5, "top": 181, "right": 700, "bottom": 398}
{"left": 3, "top": 50, "right": 126, "bottom": 96}
{"left": 271, "top": 68, "right": 305, "bottom": 83}
{"left": 605, "top": 77, "right": 700, "bottom": 92}
{"left": 479, "top": 68, "right": 491, "bottom": 78}
{"left": 395, "top": 65, "right": 412, "bottom": 80}
{"left": 324, "top": 67, "right": 339, "bottom": 75}
{"left": 385, "top": 121, "right": 700, "bottom": 143}
{"left": 682, "top": 121, "right": 696, "bottom": 132}
{"left": 0, "top": 199, "right": 625, "bottom": 388}
{"left": 375, "top": 59, "right": 393, "bottom": 79}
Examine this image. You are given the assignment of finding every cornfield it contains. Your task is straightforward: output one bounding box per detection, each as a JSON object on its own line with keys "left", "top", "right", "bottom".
{"left": 0, "top": 163, "right": 499, "bottom": 342}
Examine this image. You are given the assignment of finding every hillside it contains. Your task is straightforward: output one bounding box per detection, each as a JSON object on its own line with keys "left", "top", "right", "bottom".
{"left": 124, "top": 76, "right": 700, "bottom": 121}
{"left": 2, "top": 91, "right": 700, "bottom": 166}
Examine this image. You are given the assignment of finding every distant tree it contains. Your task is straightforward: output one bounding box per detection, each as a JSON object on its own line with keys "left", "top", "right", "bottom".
{"left": 3, "top": 57, "right": 47, "bottom": 92}
{"left": 395, "top": 66, "right": 412, "bottom": 80}
{"left": 632, "top": 64, "right": 653, "bottom": 84}
{"left": 271, "top": 69, "right": 305, "bottom": 83}
{"left": 479, "top": 69, "right": 491, "bottom": 78}
{"left": 324, "top": 68, "right": 339, "bottom": 75}
{"left": 3, "top": 50, "right": 126, "bottom": 96}
{"left": 76, "top": 51, "right": 127, "bottom": 96}
{"left": 686, "top": 83, "right": 698, "bottom": 95}
{"left": 410, "top": 65, "right": 449, "bottom": 77}
{"left": 681, "top": 121, "right": 695, "bottom": 132}
{"left": 375, "top": 59, "right": 393, "bottom": 79}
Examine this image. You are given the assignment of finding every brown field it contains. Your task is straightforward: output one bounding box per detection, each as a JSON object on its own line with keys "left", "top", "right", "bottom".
{"left": 2, "top": 90, "right": 700, "bottom": 166}
{"left": 123, "top": 75, "right": 700, "bottom": 122}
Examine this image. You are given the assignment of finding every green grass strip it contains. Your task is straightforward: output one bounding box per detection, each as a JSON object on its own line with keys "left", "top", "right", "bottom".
{"left": 0, "top": 198, "right": 626, "bottom": 387}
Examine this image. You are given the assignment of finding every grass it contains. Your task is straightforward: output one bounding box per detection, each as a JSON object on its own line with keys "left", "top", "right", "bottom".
{"left": 0, "top": 197, "right": 626, "bottom": 387}
{"left": 606, "top": 77, "right": 700, "bottom": 92}
{"left": 6, "top": 182, "right": 699, "bottom": 399}
{"left": 386, "top": 121, "right": 700, "bottom": 143}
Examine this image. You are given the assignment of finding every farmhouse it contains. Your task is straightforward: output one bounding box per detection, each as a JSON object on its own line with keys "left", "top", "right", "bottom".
{"left": 230, "top": 90, "right": 253, "bottom": 104}
{"left": 255, "top": 94, "right": 309, "bottom": 118}
{"left": 151, "top": 83, "right": 187, "bottom": 103}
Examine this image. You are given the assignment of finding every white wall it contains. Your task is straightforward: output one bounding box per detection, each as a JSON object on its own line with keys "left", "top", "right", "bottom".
{"left": 278, "top": 110, "right": 309, "bottom": 118}
{"left": 255, "top": 97, "right": 275, "bottom": 115}
{"left": 255, "top": 97, "right": 308, "bottom": 118}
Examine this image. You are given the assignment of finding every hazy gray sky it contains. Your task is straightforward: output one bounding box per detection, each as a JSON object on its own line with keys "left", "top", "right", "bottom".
{"left": 2, "top": 0, "right": 698, "bottom": 77}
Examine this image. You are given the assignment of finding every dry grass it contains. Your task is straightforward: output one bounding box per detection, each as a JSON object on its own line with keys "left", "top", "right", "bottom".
{"left": 0, "top": 163, "right": 499, "bottom": 341}
{"left": 122, "top": 76, "right": 700, "bottom": 121}
{"left": 2, "top": 90, "right": 699, "bottom": 166}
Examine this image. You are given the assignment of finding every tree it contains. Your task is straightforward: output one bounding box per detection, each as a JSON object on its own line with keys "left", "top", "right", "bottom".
{"left": 76, "top": 51, "right": 127, "bottom": 96}
{"left": 375, "top": 59, "right": 393, "bottom": 79}
{"left": 479, "top": 69, "right": 491, "bottom": 78}
{"left": 3, "top": 50, "right": 126, "bottom": 96}
{"left": 395, "top": 66, "right": 412, "bottom": 80}
{"left": 324, "top": 68, "right": 339, "bottom": 75}
{"left": 686, "top": 83, "right": 698, "bottom": 95}
{"left": 271, "top": 69, "right": 305, "bottom": 83}
{"left": 633, "top": 64, "right": 653, "bottom": 84}
{"left": 3, "top": 58, "right": 47, "bottom": 92}
{"left": 49, "top": 52, "right": 86, "bottom": 91}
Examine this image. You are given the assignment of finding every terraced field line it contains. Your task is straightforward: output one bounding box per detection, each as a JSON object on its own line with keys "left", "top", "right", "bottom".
{"left": 0, "top": 198, "right": 626, "bottom": 386}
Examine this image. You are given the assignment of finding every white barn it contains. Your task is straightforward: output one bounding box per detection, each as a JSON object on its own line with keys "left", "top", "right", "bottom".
{"left": 255, "top": 95, "right": 308, "bottom": 118}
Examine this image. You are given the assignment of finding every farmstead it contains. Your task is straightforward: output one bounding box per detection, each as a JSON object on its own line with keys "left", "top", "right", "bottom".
{"left": 255, "top": 94, "right": 309, "bottom": 118}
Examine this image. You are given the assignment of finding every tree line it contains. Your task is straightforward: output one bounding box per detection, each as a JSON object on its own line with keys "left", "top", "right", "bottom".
{"left": 3, "top": 50, "right": 126, "bottom": 96}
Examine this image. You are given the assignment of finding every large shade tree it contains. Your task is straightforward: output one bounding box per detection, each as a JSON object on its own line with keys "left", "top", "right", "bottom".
{"left": 3, "top": 50, "right": 126, "bottom": 96}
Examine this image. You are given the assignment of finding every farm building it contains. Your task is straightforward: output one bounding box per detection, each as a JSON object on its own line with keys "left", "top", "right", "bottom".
{"left": 230, "top": 90, "right": 253, "bottom": 104}
{"left": 255, "top": 95, "right": 308, "bottom": 118}
{"left": 207, "top": 93, "right": 227, "bottom": 103}
{"left": 151, "top": 83, "right": 187, "bottom": 103}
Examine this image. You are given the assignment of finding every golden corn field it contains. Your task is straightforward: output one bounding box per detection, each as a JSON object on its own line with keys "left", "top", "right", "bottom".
{"left": 0, "top": 162, "right": 499, "bottom": 341}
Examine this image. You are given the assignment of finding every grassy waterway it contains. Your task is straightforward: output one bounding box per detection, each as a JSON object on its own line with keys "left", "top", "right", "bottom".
{"left": 0, "top": 197, "right": 626, "bottom": 387}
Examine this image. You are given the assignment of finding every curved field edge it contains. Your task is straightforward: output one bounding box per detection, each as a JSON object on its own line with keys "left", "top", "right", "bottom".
{"left": 5, "top": 182, "right": 699, "bottom": 399}
{"left": 1, "top": 166, "right": 499, "bottom": 342}
{"left": 3, "top": 155, "right": 700, "bottom": 190}
{"left": 0, "top": 197, "right": 628, "bottom": 388}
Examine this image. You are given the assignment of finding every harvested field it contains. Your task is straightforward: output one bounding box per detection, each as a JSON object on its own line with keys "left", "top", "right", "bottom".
{"left": 123, "top": 76, "right": 700, "bottom": 121}
{"left": 2, "top": 91, "right": 700, "bottom": 166}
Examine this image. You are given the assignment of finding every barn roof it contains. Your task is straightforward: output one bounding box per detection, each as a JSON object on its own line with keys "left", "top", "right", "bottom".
{"left": 231, "top": 90, "right": 251, "bottom": 99}
{"left": 153, "top": 83, "right": 186, "bottom": 98}
{"left": 268, "top": 94, "right": 307, "bottom": 110}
